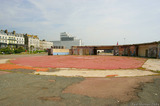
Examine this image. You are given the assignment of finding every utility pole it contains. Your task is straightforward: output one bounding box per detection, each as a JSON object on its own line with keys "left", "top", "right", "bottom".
{"left": 124, "top": 38, "right": 126, "bottom": 45}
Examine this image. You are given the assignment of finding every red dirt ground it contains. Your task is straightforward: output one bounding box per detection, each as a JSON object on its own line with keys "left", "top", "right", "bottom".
{"left": 0, "top": 63, "right": 48, "bottom": 72}
{"left": 10, "top": 55, "right": 146, "bottom": 70}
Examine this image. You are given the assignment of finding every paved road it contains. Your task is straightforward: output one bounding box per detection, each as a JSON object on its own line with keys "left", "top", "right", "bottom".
{"left": 0, "top": 54, "right": 160, "bottom": 105}
{"left": 0, "top": 71, "right": 160, "bottom": 106}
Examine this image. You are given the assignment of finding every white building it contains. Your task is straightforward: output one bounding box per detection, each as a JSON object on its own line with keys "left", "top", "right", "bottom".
{"left": 0, "top": 30, "right": 26, "bottom": 49}
{"left": 24, "top": 34, "right": 40, "bottom": 51}
{"left": 52, "top": 32, "right": 82, "bottom": 49}
{"left": 15, "top": 33, "right": 25, "bottom": 47}
{"left": 0, "top": 30, "right": 7, "bottom": 48}
{"left": 7, "top": 32, "right": 17, "bottom": 48}
{"left": 40, "top": 40, "right": 53, "bottom": 50}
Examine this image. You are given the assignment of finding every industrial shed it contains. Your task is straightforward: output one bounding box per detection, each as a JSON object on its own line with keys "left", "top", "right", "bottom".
{"left": 71, "top": 46, "right": 114, "bottom": 55}
{"left": 70, "top": 41, "right": 160, "bottom": 58}
{"left": 114, "top": 41, "right": 159, "bottom": 58}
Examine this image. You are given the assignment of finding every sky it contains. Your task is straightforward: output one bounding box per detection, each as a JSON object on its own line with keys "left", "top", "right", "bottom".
{"left": 0, "top": 0, "right": 160, "bottom": 45}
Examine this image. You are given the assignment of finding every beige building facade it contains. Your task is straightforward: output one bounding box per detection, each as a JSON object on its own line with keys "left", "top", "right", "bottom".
{"left": 40, "top": 40, "right": 53, "bottom": 50}
{"left": 24, "top": 34, "right": 40, "bottom": 51}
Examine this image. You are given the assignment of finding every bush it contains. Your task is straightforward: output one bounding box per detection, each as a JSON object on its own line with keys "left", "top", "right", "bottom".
{"left": 14, "top": 47, "right": 25, "bottom": 53}
{"left": 27, "top": 50, "right": 46, "bottom": 54}
{"left": 0, "top": 47, "right": 14, "bottom": 54}
{"left": 0, "top": 46, "right": 25, "bottom": 54}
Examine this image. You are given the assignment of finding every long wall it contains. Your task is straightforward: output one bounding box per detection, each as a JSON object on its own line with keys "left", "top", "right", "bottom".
{"left": 70, "top": 41, "right": 160, "bottom": 58}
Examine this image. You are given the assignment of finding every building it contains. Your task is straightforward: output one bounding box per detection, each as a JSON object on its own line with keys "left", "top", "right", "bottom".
{"left": 15, "top": 32, "right": 25, "bottom": 48}
{"left": 24, "top": 34, "right": 40, "bottom": 51}
{"left": 52, "top": 32, "right": 82, "bottom": 49}
{"left": 0, "top": 30, "right": 7, "bottom": 48}
{"left": 70, "top": 41, "right": 160, "bottom": 58}
{"left": 0, "top": 30, "right": 26, "bottom": 49}
{"left": 7, "top": 31, "right": 17, "bottom": 48}
{"left": 40, "top": 39, "right": 53, "bottom": 50}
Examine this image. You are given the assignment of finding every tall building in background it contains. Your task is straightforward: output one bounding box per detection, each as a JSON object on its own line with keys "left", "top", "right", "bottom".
{"left": 52, "top": 32, "right": 82, "bottom": 49}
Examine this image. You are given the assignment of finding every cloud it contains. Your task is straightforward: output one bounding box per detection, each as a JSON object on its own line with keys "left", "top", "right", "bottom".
{"left": 0, "top": 0, "right": 160, "bottom": 44}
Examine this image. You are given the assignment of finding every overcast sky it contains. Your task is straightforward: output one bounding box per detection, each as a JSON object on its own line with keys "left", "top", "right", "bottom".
{"left": 0, "top": 0, "right": 159, "bottom": 45}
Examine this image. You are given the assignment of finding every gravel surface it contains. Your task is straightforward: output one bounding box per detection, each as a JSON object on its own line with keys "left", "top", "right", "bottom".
{"left": 0, "top": 72, "right": 160, "bottom": 106}
{"left": 0, "top": 54, "right": 160, "bottom": 105}
{"left": 0, "top": 53, "right": 47, "bottom": 59}
{"left": 0, "top": 72, "right": 119, "bottom": 106}
{"left": 63, "top": 76, "right": 160, "bottom": 103}
{"left": 10, "top": 55, "right": 146, "bottom": 69}
{"left": 8, "top": 69, "right": 35, "bottom": 73}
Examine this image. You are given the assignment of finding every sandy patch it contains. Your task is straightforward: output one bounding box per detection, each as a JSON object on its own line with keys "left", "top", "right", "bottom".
{"left": 142, "top": 59, "right": 160, "bottom": 71}
{"left": 34, "top": 69, "right": 157, "bottom": 77}
{"left": 0, "top": 59, "right": 10, "bottom": 64}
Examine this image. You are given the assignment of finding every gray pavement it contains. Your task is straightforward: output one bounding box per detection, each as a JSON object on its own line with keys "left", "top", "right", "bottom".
{"left": 0, "top": 54, "right": 160, "bottom": 105}
{"left": 0, "top": 53, "right": 47, "bottom": 59}
{"left": 0, "top": 72, "right": 160, "bottom": 106}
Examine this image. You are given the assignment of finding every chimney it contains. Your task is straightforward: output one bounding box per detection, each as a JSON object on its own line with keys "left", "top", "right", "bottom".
{"left": 13, "top": 30, "right": 16, "bottom": 35}
{"left": 5, "top": 29, "right": 8, "bottom": 34}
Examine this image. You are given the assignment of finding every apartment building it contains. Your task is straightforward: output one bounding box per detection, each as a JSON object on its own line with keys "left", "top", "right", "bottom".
{"left": 7, "top": 32, "right": 17, "bottom": 48}
{"left": 0, "top": 29, "right": 53, "bottom": 51}
{"left": 40, "top": 40, "right": 53, "bottom": 50}
{"left": 0, "top": 30, "right": 7, "bottom": 48}
{"left": 15, "top": 32, "right": 25, "bottom": 48}
{"left": 0, "top": 30, "right": 26, "bottom": 49}
{"left": 24, "top": 34, "right": 40, "bottom": 50}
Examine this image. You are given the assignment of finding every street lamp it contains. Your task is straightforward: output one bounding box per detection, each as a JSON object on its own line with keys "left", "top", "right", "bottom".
{"left": 124, "top": 38, "right": 126, "bottom": 45}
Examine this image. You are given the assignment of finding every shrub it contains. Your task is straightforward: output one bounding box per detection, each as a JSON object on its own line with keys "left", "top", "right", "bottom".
{"left": 14, "top": 47, "right": 25, "bottom": 53}
{"left": 0, "top": 47, "right": 14, "bottom": 54}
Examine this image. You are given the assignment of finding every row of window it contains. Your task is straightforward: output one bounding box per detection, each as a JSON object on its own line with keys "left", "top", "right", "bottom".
{"left": 17, "top": 41, "right": 24, "bottom": 44}
{"left": 0, "top": 36, "right": 7, "bottom": 39}
{"left": 0, "top": 40, "right": 24, "bottom": 44}
{"left": 0, "top": 36, "right": 24, "bottom": 40}
{"left": 0, "top": 40, "right": 7, "bottom": 43}
{"left": 17, "top": 38, "right": 24, "bottom": 40}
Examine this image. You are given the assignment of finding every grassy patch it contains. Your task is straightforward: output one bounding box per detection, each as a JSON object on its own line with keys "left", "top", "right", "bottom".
{"left": 137, "top": 67, "right": 147, "bottom": 70}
